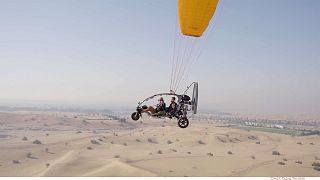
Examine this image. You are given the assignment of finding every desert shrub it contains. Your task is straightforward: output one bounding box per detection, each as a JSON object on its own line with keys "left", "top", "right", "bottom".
{"left": 167, "top": 140, "right": 173, "bottom": 144}
{"left": 87, "top": 146, "right": 93, "bottom": 150}
{"left": 207, "top": 152, "right": 213, "bottom": 156}
{"left": 278, "top": 162, "right": 285, "bottom": 165}
{"left": 12, "top": 160, "right": 20, "bottom": 164}
{"left": 76, "top": 131, "right": 82, "bottom": 134}
{"left": 46, "top": 163, "right": 50, "bottom": 168}
{"left": 26, "top": 152, "right": 32, "bottom": 158}
{"left": 157, "top": 150, "right": 163, "bottom": 154}
{"left": 33, "top": 140, "right": 42, "bottom": 145}
{"left": 256, "top": 141, "right": 261, "bottom": 144}
{"left": 22, "top": 137, "right": 28, "bottom": 141}
{"left": 272, "top": 151, "right": 280, "bottom": 155}
{"left": 283, "top": 158, "right": 287, "bottom": 161}
{"left": 228, "top": 151, "right": 233, "bottom": 155}
{"left": 148, "top": 138, "right": 158, "bottom": 144}
{"left": 310, "top": 142, "right": 315, "bottom": 145}
{"left": 170, "top": 149, "right": 177, "bottom": 152}
{"left": 114, "top": 155, "right": 120, "bottom": 158}
{"left": 295, "top": 161, "right": 302, "bottom": 164}
{"left": 123, "top": 143, "right": 127, "bottom": 146}
{"left": 312, "top": 162, "right": 320, "bottom": 167}
{"left": 98, "top": 138, "right": 103, "bottom": 142}
{"left": 90, "top": 139, "right": 100, "bottom": 145}
{"left": 136, "top": 139, "right": 141, "bottom": 142}
{"left": 315, "top": 156, "right": 320, "bottom": 160}
{"left": 297, "top": 142, "right": 302, "bottom": 145}
{"left": 216, "top": 136, "right": 227, "bottom": 143}
{"left": 233, "top": 138, "right": 240, "bottom": 142}
{"left": 251, "top": 155, "right": 255, "bottom": 159}
{"left": 248, "top": 136, "right": 258, "bottom": 140}
{"left": 198, "top": 140, "right": 206, "bottom": 145}
{"left": 187, "top": 152, "right": 192, "bottom": 154}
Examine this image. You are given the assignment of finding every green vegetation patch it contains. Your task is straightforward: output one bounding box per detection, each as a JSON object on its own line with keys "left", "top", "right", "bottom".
{"left": 238, "top": 127, "right": 302, "bottom": 136}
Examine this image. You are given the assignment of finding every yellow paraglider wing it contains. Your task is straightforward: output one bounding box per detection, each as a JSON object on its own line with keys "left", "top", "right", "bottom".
{"left": 178, "top": 0, "right": 219, "bottom": 37}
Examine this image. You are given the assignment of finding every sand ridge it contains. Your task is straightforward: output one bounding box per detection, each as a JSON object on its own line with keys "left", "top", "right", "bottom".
{"left": 0, "top": 111, "right": 319, "bottom": 176}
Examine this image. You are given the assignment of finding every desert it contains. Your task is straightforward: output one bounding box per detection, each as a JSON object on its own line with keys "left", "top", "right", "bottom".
{"left": 0, "top": 110, "right": 319, "bottom": 176}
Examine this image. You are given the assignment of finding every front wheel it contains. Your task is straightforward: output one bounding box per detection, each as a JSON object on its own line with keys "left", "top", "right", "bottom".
{"left": 131, "top": 112, "right": 140, "bottom": 121}
{"left": 178, "top": 118, "right": 189, "bottom": 128}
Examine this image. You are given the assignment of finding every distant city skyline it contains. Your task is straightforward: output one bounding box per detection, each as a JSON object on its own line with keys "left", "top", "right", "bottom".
{"left": 0, "top": 0, "right": 319, "bottom": 115}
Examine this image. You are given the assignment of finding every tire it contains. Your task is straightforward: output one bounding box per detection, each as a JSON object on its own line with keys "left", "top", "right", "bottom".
{"left": 178, "top": 118, "right": 189, "bottom": 128}
{"left": 131, "top": 112, "right": 140, "bottom": 121}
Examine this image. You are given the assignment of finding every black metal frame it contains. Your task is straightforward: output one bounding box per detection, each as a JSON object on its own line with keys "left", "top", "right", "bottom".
{"left": 137, "top": 93, "right": 179, "bottom": 107}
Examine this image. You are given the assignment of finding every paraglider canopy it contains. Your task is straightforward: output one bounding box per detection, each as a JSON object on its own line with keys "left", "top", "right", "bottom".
{"left": 178, "top": 0, "right": 219, "bottom": 37}
{"left": 170, "top": 0, "right": 219, "bottom": 93}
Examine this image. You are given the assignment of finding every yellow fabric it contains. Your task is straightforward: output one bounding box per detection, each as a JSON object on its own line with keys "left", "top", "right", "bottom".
{"left": 178, "top": 0, "right": 219, "bottom": 37}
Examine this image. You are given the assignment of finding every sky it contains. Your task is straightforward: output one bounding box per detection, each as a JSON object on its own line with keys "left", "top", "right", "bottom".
{"left": 0, "top": 0, "right": 319, "bottom": 115}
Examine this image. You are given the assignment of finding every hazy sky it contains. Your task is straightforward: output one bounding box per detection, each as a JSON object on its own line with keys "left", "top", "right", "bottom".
{"left": 0, "top": 0, "right": 319, "bottom": 115}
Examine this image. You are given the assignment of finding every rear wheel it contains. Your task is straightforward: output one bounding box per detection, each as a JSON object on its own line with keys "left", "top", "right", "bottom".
{"left": 178, "top": 117, "right": 189, "bottom": 128}
{"left": 131, "top": 112, "right": 140, "bottom": 121}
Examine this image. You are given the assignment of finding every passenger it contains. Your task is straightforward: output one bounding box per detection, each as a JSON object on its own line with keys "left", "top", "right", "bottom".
{"left": 167, "top": 96, "right": 177, "bottom": 116}
{"left": 142, "top": 97, "right": 166, "bottom": 115}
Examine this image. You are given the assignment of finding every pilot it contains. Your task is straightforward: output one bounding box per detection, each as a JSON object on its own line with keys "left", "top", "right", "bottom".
{"left": 167, "top": 96, "right": 177, "bottom": 116}
{"left": 142, "top": 97, "right": 166, "bottom": 115}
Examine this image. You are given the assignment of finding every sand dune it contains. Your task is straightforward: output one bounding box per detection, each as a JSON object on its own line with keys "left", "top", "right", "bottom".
{"left": 0, "top": 111, "right": 319, "bottom": 176}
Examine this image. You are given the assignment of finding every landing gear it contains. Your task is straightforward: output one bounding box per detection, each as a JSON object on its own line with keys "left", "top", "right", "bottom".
{"left": 178, "top": 117, "right": 189, "bottom": 128}
{"left": 131, "top": 112, "right": 140, "bottom": 121}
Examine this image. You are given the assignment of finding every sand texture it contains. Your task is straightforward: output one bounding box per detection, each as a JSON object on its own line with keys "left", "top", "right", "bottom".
{"left": 0, "top": 111, "right": 319, "bottom": 176}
